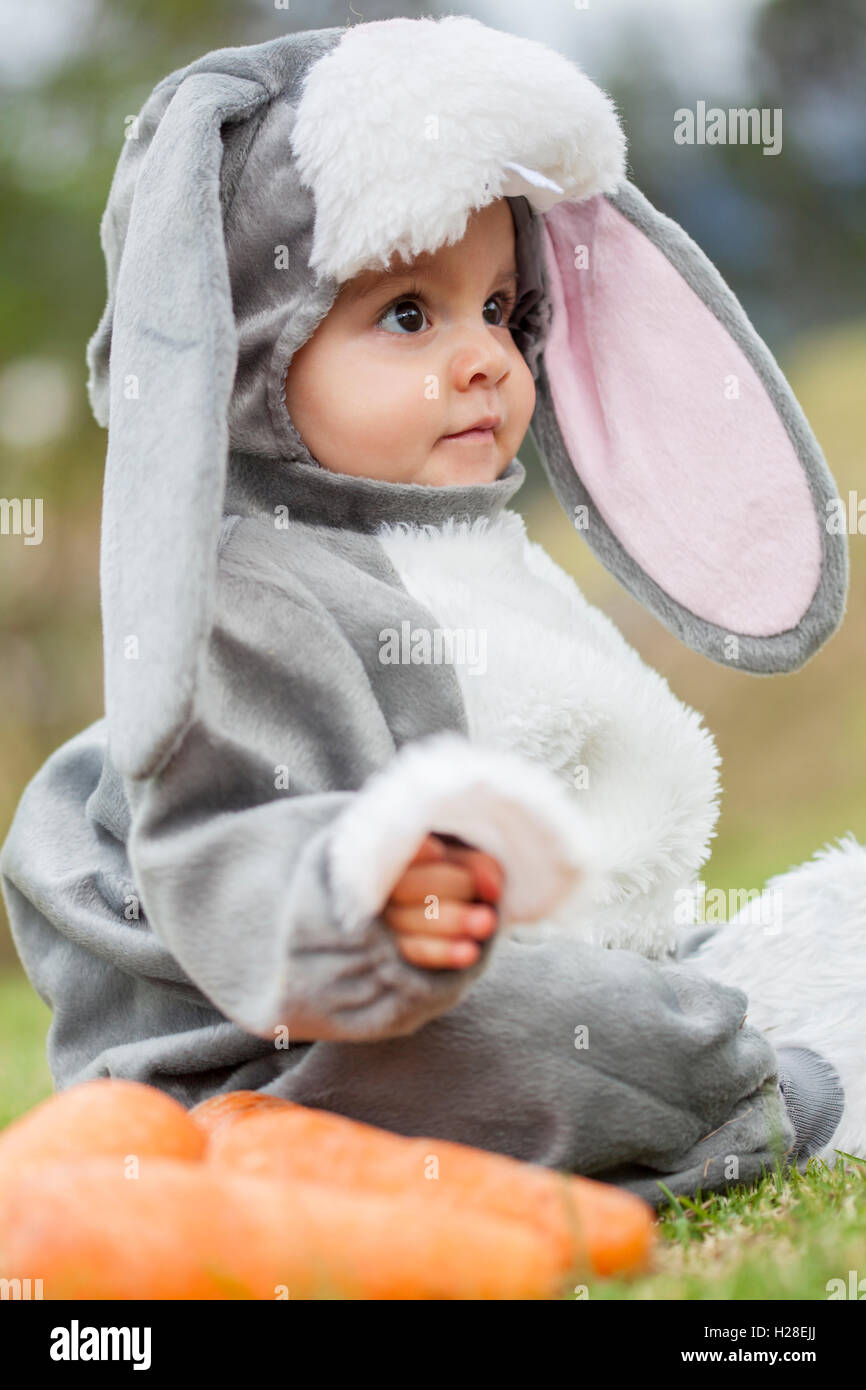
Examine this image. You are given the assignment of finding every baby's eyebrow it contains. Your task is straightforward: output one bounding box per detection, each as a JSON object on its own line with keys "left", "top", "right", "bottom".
{"left": 344, "top": 266, "right": 519, "bottom": 304}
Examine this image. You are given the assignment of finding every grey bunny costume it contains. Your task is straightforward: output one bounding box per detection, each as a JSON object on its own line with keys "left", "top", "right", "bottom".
{"left": 1, "top": 17, "right": 861, "bottom": 1204}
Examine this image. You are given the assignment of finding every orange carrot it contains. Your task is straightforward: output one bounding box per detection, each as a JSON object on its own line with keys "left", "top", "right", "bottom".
{"left": 206, "top": 1106, "right": 656, "bottom": 1279}
{"left": 189, "top": 1089, "right": 299, "bottom": 1142}
{"left": 0, "top": 1078, "right": 205, "bottom": 1176}
{"left": 0, "top": 1157, "right": 570, "bottom": 1300}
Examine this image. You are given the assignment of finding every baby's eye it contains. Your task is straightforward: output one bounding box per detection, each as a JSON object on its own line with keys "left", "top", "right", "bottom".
{"left": 376, "top": 291, "right": 517, "bottom": 335}
{"left": 377, "top": 299, "right": 429, "bottom": 335}
{"left": 482, "top": 293, "right": 515, "bottom": 327}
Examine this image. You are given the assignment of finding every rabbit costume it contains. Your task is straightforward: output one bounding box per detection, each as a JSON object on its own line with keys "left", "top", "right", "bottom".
{"left": 2, "top": 16, "right": 863, "bottom": 1205}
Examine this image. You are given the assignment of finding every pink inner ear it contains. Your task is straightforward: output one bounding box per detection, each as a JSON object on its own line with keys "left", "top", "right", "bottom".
{"left": 540, "top": 196, "right": 822, "bottom": 637}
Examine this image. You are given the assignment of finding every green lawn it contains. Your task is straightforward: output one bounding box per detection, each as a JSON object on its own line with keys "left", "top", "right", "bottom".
{"left": 2, "top": 964, "right": 864, "bottom": 1301}
{"left": 0, "top": 967, "right": 53, "bottom": 1129}
{"left": 573, "top": 1157, "right": 866, "bottom": 1300}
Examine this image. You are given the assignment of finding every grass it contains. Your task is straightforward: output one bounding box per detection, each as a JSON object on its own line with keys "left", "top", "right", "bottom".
{"left": 0, "top": 967, "right": 53, "bottom": 1129}
{"left": 2, "top": 964, "right": 864, "bottom": 1300}
{"left": 571, "top": 1156, "right": 866, "bottom": 1300}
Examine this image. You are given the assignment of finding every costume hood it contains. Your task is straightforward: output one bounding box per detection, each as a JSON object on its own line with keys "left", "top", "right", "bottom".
{"left": 85, "top": 16, "right": 848, "bottom": 780}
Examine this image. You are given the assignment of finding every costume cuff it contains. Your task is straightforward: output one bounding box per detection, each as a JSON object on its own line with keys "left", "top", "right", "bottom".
{"left": 327, "top": 730, "right": 600, "bottom": 929}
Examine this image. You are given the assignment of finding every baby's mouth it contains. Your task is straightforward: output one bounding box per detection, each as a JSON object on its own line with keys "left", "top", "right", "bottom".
{"left": 439, "top": 415, "right": 501, "bottom": 444}
{"left": 441, "top": 428, "right": 495, "bottom": 444}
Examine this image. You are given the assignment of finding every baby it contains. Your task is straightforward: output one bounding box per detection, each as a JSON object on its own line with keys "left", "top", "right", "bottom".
{"left": 285, "top": 196, "right": 527, "bottom": 972}
{"left": 2, "top": 21, "right": 858, "bottom": 1200}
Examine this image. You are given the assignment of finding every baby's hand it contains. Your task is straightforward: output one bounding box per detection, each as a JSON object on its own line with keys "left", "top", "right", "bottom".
{"left": 382, "top": 832, "right": 503, "bottom": 970}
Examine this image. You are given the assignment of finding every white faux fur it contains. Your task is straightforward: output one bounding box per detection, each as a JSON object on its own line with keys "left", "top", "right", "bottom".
{"left": 327, "top": 728, "right": 605, "bottom": 933}
{"left": 373, "top": 509, "right": 723, "bottom": 958}
{"left": 290, "top": 15, "right": 627, "bottom": 283}
{"left": 684, "top": 834, "right": 866, "bottom": 1160}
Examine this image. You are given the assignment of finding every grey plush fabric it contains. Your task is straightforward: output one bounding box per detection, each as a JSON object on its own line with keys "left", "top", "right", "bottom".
{"left": 1, "top": 455, "right": 528, "bottom": 1054}
{"left": 676, "top": 925, "right": 846, "bottom": 1176}
{"left": 268, "top": 937, "right": 797, "bottom": 1208}
{"left": 776, "top": 1046, "right": 846, "bottom": 1163}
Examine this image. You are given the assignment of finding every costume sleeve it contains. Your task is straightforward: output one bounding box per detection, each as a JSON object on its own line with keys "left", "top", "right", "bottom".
{"left": 123, "top": 532, "right": 594, "bottom": 1046}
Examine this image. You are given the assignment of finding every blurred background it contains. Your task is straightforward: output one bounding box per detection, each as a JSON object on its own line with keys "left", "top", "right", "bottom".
{"left": 0, "top": 0, "right": 863, "bottom": 1114}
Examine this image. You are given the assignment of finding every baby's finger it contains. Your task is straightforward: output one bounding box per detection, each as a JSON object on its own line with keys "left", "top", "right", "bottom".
{"left": 437, "top": 842, "right": 505, "bottom": 905}
{"left": 383, "top": 898, "right": 498, "bottom": 940}
{"left": 388, "top": 859, "right": 478, "bottom": 906}
{"left": 395, "top": 933, "right": 481, "bottom": 971}
{"left": 404, "top": 833, "right": 449, "bottom": 868}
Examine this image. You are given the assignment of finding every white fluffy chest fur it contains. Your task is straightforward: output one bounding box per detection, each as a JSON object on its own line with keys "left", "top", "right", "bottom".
{"left": 375, "top": 508, "right": 722, "bottom": 957}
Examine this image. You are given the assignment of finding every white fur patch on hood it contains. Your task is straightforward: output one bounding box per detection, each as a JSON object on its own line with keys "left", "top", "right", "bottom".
{"left": 290, "top": 14, "right": 627, "bottom": 283}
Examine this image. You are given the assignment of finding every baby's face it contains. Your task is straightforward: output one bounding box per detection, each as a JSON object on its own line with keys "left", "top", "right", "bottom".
{"left": 283, "top": 198, "right": 535, "bottom": 486}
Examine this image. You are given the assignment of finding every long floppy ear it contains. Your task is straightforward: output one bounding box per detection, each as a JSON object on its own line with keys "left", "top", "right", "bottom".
{"left": 86, "top": 68, "right": 272, "bottom": 781}
{"left": 530, "top": 178, "right": 849, "bottom": 673}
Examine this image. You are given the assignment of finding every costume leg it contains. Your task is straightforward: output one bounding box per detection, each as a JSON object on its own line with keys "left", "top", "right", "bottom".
{"left": 258, "top": 934, "right": 807, "bottom": 1207}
